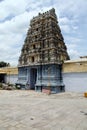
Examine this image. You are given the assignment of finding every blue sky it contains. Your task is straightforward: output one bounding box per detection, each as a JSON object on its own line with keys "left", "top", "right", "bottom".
{"left": 0, "top": 0, "right": 87, "bottom": 66}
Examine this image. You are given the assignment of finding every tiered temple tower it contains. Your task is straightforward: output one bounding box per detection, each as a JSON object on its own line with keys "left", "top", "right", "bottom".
{"left": 17, "top": 8, "right": 69, "bottom": 93}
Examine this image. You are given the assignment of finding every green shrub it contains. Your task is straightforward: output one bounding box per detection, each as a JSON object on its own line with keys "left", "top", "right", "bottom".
{"left": 0, "top": 83, "right": 3, "bottom": 88}
{"left": 15, "top": 85, "right": 21, "bottom": 89}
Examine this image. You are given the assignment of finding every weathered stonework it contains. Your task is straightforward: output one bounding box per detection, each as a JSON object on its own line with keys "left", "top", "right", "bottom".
{"left": 17, "top": 8, "right": 69, "bottom": 93}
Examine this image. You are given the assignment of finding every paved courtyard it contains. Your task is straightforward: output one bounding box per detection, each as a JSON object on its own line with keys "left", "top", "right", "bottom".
{"left": 0, "top": 90, "right": 87, "bottom": 130}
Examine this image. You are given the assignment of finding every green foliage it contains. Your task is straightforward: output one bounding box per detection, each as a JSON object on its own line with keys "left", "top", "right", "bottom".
{"left": 0, "top": 83, "right": 2, "bottom": 89}
{"left": 0, "top": 61, "right": 10, "bottom": 68}
{"left": 15, "top": 85, "right": 21, "bottom": 89}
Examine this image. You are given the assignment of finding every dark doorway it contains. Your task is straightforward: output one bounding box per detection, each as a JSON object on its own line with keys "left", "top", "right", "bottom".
{"left": 30, "top": 68, "right": 37, "bottom": 89}
{"left": 0, "top": 74, "right": 6, "bottom": 83}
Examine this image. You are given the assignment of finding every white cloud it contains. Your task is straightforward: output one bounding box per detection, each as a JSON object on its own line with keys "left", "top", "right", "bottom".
{"left": 64, "top": 36, "right": 83, "bottom": 59}
{"left": 68, "top": 49, "right": 80, "bottom": 59}
{"left": 66, "top": 43, "right": 80, "bottom": 59}
{"left": 60, "top": 25, "right": 70, "bottom": 33}
{"left": 0, "top": 12, "right": 31, "bottom": 34}
{"left": 59, "top": 16, "right": 78, "bottom": 34}
{"left": 0, "top": 0, "right": 28, "bottom": 21}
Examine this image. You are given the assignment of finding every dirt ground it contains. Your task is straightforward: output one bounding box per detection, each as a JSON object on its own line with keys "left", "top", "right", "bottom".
{"left": 0, "top": 90, "right": 87, "bottom": 130}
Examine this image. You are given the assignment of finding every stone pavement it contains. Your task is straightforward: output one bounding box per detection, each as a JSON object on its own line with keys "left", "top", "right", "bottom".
{"left": 0, "top": 90, "right": 87, "bottom": 130}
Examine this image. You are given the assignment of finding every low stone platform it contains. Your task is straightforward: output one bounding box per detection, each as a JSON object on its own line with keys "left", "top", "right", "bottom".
{"left": 0, "top": 90, "right": 87, "bottom": 130}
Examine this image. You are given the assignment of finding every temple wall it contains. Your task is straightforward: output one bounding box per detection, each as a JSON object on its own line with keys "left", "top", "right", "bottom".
{"left": 17, "top": 64, "right": 63, "bottom": 93}
{"left": 63, "top": 59, "right": 87, "bottom": 92}
{"left": 63, "top": 72, "right": 87, "bottom": 92}
{"left": 6, "top": 74, "right": 18, "bottom": 85}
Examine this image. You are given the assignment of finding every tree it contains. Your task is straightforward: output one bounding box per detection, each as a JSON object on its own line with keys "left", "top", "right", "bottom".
{"left": 0, "top": 61, "right": 10, "bottom": 67}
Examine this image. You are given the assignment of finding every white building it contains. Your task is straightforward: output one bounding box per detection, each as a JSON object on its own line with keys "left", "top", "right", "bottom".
{"left": 63, "top": 58, "right": 87, "bottom": 93}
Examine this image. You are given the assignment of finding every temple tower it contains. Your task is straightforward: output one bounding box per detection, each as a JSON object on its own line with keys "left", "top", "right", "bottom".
{"left": 17, "top": 8, "right": 69, "bottom": 93}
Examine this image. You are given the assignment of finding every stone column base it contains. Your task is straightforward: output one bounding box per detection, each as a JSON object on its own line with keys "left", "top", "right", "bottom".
{"left": 42, "top": 88, "right": 51, "bottom": 95}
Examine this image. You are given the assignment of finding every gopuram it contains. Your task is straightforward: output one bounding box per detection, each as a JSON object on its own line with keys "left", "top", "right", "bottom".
{"left": 17, "top": 8, "right": 69, "bottom": 93}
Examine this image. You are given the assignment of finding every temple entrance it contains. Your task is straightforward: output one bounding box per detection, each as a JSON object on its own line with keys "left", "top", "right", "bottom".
{"left": 0, "top": 74, "right": 6, "bottom": 83}
{"left": 30, "top": 68, "right": 37, "bottom": 89}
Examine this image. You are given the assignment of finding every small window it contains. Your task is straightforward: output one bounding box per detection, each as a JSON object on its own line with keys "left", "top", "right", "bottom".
{"left": 36, "top": 28, "right": 38, "bottom": 31}
{"left": 48, "top": 51, "right": 50, "bottom": 61}
{"left": 35, "top": 35, "right": 37, "bottom": 39}
{"left": 33, "top": 45, "right": 35, "bottom": 49}
{"left": 48, "top": 41, "right": 49, "bottom": 47}
{"left": 31, "top": 57, "right": 34, "bottom": 62}
{"left": 42, "top": 40, "right": 44, "bottom": 48}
